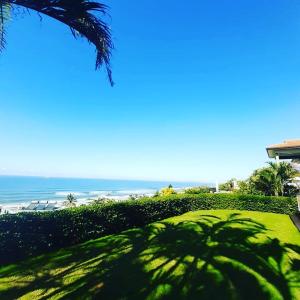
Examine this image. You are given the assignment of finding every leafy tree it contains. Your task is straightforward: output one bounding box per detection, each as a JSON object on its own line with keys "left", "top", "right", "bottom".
{"left": 219, "top": 178, "right": 237, "bottom": 191}
{"left": 0, "top": 0, "right": 113, "bottom": 84}
{"left": 236, "top": 180, "right": 263, "bottom": 195}
{"left": 249, "top": 162, "right": 298, "bottom": 196}
{"left": 235, "top": 180, "right": 251, "bottom": 194}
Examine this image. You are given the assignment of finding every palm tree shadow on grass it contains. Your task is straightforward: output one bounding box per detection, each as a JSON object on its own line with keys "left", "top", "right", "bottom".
{"left": 94, "top": 213, "right": 300, "bottom": 300}
{"left": 1, "top": 213, "right": 300, "bottom": 300}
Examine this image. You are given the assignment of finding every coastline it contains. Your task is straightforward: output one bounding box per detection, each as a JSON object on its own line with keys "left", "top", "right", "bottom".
{"left": 0, "top": 187, "right": 191, "bottom": 214}
{"left": 0, "top": 176, "right": 213, "bottom": 214}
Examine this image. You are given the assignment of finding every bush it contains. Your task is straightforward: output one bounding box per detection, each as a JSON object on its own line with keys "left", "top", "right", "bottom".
{"left": 219, "top": 178, "right": 237, "bottom": 191}
{"left": 184, "top": 186, "right": 212, "bottom": 194}
{"left": 0, "top": 193, "right": 297, "bottom": 265}
{"left": 160, "top": 185, "right": 176, "bottom": 196}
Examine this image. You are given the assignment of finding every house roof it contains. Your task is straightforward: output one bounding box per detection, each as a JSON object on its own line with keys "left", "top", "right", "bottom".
{"left": 266, "top": 140, "right": 300, "bottom": 159}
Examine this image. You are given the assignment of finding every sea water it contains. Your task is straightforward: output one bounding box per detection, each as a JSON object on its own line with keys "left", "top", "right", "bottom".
{"left": 0, "top": 176, "right": 210, "bottom": 206}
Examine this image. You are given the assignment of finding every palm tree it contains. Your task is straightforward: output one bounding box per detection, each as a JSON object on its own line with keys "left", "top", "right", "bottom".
{"left": 64, "top": 193, "right": 77, "bottom": 207}
{"left": 250, "top": 161, "right": 297, "bottom": 196}
{"left": 0, "top": 0, "right": 113, "bottom": 84}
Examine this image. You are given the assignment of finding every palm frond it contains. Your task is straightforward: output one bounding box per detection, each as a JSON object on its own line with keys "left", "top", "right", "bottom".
{"left": 0, "top": 1, "right": 11, "bottom": 51}
{"left": 1, "top": 0, "right": 114, "bottom": 85}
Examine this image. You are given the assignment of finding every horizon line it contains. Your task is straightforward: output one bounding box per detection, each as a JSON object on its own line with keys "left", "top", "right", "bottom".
{"left": 0, "top": 173, "right": 213, "bottom": 185}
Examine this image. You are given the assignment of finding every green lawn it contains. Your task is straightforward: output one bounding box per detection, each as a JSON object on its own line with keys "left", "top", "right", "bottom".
{"left": 0, "top": 210, "right": 299, "bottom": 300}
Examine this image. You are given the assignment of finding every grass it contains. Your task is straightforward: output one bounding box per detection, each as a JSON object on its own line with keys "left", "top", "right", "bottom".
{"left": 0, "top": 210, "right": 299, "bottom": 300}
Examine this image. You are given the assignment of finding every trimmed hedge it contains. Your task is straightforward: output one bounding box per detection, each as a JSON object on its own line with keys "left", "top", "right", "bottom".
{"left": 0, "top": 193, "right": 297, "bottom": 265}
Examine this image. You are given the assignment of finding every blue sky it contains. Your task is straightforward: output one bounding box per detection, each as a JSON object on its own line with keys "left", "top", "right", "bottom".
{"left": 0, "top": 0, "right": 300, "bottom": 182}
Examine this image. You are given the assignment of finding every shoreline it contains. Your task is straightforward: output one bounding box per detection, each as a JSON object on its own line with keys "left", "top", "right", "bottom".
{"left": 0, "top": 175, "right": 213, "bottom": 214}
{"left": 0, "top": 187, "right": 192, "bottom": 214}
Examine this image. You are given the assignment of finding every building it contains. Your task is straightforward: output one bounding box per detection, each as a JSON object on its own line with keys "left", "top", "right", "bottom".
{"left": 266, "top": 139, "right": 300, "bottom": 212}
{"left": 266, "top": 140, "right": 300, "bottom": 160}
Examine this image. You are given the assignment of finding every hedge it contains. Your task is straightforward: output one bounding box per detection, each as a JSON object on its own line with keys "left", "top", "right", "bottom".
{"left": 0, "top": 193, "right": 297, "bottom": 265}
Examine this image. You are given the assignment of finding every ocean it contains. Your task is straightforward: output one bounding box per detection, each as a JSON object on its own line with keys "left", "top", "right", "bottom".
{"left": 0, "top": 176, "right": 210, "bottom": 206}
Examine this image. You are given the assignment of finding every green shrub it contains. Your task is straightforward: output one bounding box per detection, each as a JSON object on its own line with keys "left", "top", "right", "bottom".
{"left": 0, "top": 193, "right": 297, "bottom": 265}
{"left": 184, "top": 186, "right": 212, "bottom": 194}
{"left": 160, "top": 184, "right": 176, "bottom": 196}
{"left": 219, "top": 178, "right": 236, "bottom": 191}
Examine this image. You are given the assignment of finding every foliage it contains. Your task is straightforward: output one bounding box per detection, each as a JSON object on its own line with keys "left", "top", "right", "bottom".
{"left": 0, "top": 0, "right": 114, "bottom": 84}
{"left": 0, "top": 1, "right": 10, "bottom": 51}
{"left": 92, "top": 197, "right": 105, "bottom": 205}
{"left": 0, "top": 193, "right": 297, "bottom": 265}
{"left": 184, "top": 186, "right": 211, "bottom": 194}
{"left": 92, "top": 197, "right": 114, "bottom": 205}
{"left": 284, "top": 184, "right": 299, "bottom": 197}
{"left": 0, "top": 210, "right": 299, "bottom": 299}
{"left": 222, "top": 162, "right": 299, "bottom": 197}
{"left": 63, "top": 193, "right": 77, "bottom": 208}
{"left": 219, "top": 178, "right": 237, "bottom": 191}
{"left": 236, "top": 180, "right": 263, "bottom": 195}
{"left": 236, "top": 180, "right": 251, "bottom": 194}
{"left": 129, "top": 194, "right": 143, "bottom": 200}
{"left": 153, "top": 190, "right": 160, "bottom": 197}
{"left": 160, "top": 184, "right": 176, "bottom": 196}
{"left": 249, "top": 162, "right": 298, "bottom": 196}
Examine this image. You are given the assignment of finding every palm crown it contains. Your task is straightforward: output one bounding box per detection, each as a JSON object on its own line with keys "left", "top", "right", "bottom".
{"left": 251, "top": 161, "right": 297, "bottom": 196}
{"left": 0, "top": 0, "right": 113, "bottom": 84}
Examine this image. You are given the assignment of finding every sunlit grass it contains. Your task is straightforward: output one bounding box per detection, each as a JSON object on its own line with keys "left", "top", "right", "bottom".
{"left": 0, "top": 210, "right": 299, "bottom": 300}
{"left": 173, "top": 210, "right": 300, "bottom": 244}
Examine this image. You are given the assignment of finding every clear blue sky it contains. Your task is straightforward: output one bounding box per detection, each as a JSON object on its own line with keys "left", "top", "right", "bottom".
{"left": 0, "top": 0, "right": 300, "bottom": 182}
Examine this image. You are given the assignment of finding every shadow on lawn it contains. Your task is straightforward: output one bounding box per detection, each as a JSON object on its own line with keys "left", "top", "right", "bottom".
{"left": 1, "top": 213, "right": 299, "bottom": 300}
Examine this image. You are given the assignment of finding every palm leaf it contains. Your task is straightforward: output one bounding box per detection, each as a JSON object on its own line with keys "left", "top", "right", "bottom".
{"left": 0, "top": 1, "right": 11, "bottom": 51}
{"left": 0, "top": 0, "right": 113, "bottom": 84}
